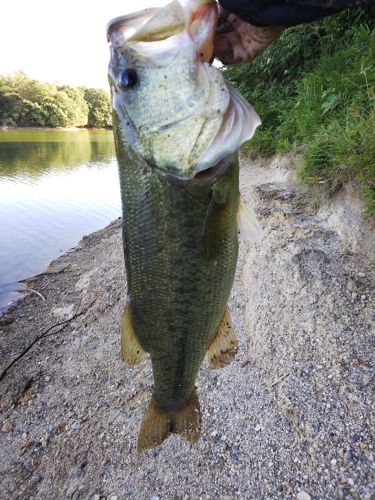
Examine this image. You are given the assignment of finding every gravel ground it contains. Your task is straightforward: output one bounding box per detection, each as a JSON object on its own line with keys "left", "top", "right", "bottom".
{"left": 0, "top": 156, "right": 374, "bottom": 499}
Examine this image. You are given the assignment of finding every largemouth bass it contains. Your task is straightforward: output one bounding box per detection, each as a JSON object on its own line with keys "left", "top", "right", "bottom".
{"left": 107, "top": 0, "right": 261, "bottom": 451}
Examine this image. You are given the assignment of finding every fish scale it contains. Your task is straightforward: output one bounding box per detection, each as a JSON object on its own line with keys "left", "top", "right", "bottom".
{"left": 114, "top": 119, "right": 239, "bottom": 409}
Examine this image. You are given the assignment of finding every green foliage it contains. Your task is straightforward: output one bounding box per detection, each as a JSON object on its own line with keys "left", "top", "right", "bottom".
{"left": 223, "top": 7, "right": 375, "bottom": 214}
{"left": 57, "top": 85, "right": 89, "bottom": 127}
{"left": 84, "top": 88, "right": 113, "bottom": 128}
{"left": 300, "top": 98, "right": 375, "bottom": 215}
{"left": 0, "top": 72, "right": 112, "bottom": 129}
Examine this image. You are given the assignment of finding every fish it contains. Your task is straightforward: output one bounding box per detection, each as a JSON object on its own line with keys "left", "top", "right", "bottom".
{"left": 107, "top": 0, "right": 261, "bottom": 452}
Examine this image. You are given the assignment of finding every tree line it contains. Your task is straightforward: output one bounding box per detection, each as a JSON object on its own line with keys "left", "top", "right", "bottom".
{"left": 0, "top": 72, "right": 112, "bottom": 128}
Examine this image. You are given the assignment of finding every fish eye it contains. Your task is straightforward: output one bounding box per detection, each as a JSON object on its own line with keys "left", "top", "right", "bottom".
{"left": 119, "top": 69, "right": 138, "bottom": 90}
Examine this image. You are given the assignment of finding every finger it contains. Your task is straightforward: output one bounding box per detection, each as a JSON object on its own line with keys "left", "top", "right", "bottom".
{"left": 214, "top": 24, "right": 284, "bottom": 65}
{"left": 227, "top": 13, "right": 242, "bottom": 29}
{"left": 238, "top": 24, "right": 283, "bottom": 46}
{"left": 213, "top": 34, "right": 234, "bottom": 64}
{"left": 214, "top": 32, "right": 257, "bottom": 64}
{"left": 216, "top": 19, "right": 234, "bottom": 35}
{"left": 232, "top": 42, "right": 259, "bottom": 63}
{"left": 217, "top": 5, "right": 230, "bottom": 23}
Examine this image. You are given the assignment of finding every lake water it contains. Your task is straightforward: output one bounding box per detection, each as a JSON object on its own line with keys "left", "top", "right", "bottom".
{"left": 0, "top": 129, "right": 122, "bottom": 312}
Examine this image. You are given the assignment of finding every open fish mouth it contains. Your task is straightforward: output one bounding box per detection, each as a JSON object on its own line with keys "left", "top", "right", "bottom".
{"left": 107, "top": 0, "right": 261, "bottom": 180}
{"left": 193, "top": 156, "right": 231, "bottom": 182}
{"left": 107, "top": 0, "right": 217, "bottom": 63}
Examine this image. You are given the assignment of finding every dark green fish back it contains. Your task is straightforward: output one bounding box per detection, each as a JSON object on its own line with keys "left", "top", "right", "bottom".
{"left": 114, "top": 121, "right": 239, "bottom": 411}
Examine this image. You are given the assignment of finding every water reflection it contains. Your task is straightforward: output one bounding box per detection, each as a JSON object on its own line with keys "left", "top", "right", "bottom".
{"left": 0, "top": 129, "right": 115, "bottom": 177}
{"left": 0, "top": 129, "right": 121, "bottom": 312}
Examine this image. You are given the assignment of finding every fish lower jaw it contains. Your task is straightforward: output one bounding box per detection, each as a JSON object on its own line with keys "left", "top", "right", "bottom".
{"left": 193, "top": 153, "right": 237, "bottom": 182}
{"left": 153, "top": 164, "right": 219, "bottom": 184}
{"left": 151, "top": 159, "right": 231, "bottom": 185}
{"left": 150, "top": 152, "right": 234, "bottom": 182}
{"left": 152, "top": 164, "right": 193, "bottom": 182}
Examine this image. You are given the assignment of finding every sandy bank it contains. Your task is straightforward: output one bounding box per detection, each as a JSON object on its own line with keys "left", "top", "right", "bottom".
{"left": 0, "top": 156, "right": 374, "bottom": 499}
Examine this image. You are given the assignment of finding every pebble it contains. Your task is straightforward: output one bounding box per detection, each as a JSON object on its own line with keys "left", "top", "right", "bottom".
{"left": 41, "top": 436, "right": 49, "bottom": 448}
{"left": 363, "top": 373, "right": 372, "bottom": 385}
{"left": 0, "top": 315, "right": 13, "bottom": 326}
{"left": 336, "top": 487, "right": 344, "bottom": 499}
{"left": 357, "top": 272, "right": 365, "bottom": 278}
{"left": 344, "top": 450, "right": 353, "bottom": 462}
{"left": 58, "top": 422, "right": 67, "bottom": 434}
{"left": 297, "top": 491, "right": 311, "bottom": 500}
{"left": 20, "top": 437, "right": 30, "bottom": 449}
{"left": 51, "top": 304, "right": 75, "bottom": 321}
{"left": 2, "top": 421, "right": 12, "bottom": 433}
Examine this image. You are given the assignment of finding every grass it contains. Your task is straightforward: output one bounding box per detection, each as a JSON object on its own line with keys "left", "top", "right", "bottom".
{"left": 223, "top": 8, "right": 375, "bottom": 215}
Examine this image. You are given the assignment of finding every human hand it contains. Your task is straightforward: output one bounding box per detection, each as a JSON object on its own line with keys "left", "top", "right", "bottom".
{"left": 213, "top": 6, "right": 284, "bottom": 64}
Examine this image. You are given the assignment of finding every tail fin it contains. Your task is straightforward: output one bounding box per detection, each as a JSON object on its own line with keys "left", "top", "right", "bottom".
{"left": 137, "top": 388, "right": 201, "bottom": 452}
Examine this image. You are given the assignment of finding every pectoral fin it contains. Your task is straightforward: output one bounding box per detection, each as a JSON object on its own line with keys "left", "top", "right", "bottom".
{"left": 121, "top": 304, "right": 146, "bottom": 366}
{"left": 201, "top": 183, "right": 230, "bottom": 259}
{"left": 207, "top": 306, "right": 238, "bottom": 368}
{"left": 237, "top": 196, "right": 263, "bottom": 243}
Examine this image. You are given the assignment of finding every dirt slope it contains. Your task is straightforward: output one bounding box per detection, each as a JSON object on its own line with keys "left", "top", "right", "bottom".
{"left": 0, "top": 157, "right": 374, "bottom": 499}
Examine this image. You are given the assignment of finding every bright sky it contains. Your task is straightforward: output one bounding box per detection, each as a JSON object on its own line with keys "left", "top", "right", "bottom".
{"left": 0, "top": 0, "right": 171, "bottom": 90}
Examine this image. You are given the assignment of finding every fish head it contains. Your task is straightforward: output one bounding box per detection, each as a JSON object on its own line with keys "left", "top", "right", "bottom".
{"left": 107, "top": 0, "right": 260, "bottom": 180}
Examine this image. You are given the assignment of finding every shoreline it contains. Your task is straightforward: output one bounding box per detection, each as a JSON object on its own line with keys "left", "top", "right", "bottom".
{"left": 0, "top": 217, "right": 122, "bottom": 318}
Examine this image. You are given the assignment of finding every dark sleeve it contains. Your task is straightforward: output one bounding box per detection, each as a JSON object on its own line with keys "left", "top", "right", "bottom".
{"left": 218, "top": 0, "right": 374, "bottom": 26}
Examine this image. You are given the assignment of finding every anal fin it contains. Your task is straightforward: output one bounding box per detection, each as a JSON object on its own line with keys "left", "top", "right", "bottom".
{"left": 121, "top": 304, "right": 146, "bottom": 366}
{"left": 207, "top": 306, "right": 238, "bottom": 368}
{"left": 137, "top": 388, "right": 201, "bottom": 452}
